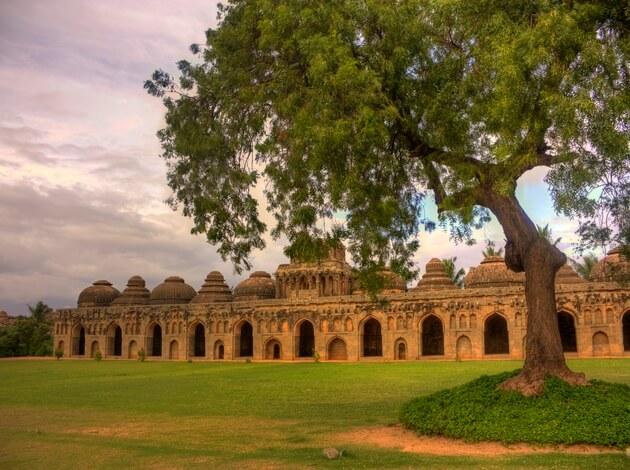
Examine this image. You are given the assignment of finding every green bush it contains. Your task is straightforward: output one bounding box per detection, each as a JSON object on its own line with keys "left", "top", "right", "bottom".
{"left": 94, "top": 351, "right": 102, "bottom": 361}
{"left": 54, "top": 348, "right": 63, "bottom": 360}
{"left": 138, "top": 348, "right": 146, "bottom": 362}
{"left": 400, "top": 370, "right": 630, "bottom": 448}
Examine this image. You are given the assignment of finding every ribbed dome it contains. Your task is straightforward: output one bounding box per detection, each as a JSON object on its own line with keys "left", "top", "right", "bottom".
{"left": 78, "top": 280, "right": 120, "bottom": 307}
{"left": 464, "top": 256, "right": 525, "bottom": 288}
{"left": 233, "top": 271, "right": 275, "bottom": 301}
{"left": 112, "top": 275, "right": 150, "bottom": 305}
{"left": 150, "top": 276, "right": 197, "bottom": 305}
{"left": 414, "top": 258, "right": 455, "bottom": 290}
{"left": 191, "top": 271, "right": 232, "bottom": 303}
{"left": 555, "top": 264, "right": 585, "bottom": 285}
{"left": 591, "top": 246, "right": 630, "bottom": 282}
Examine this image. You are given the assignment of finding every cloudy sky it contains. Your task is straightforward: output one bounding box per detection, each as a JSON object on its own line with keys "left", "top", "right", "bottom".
{"left": 0, "top": 1, "right": 589, "bottom": 316}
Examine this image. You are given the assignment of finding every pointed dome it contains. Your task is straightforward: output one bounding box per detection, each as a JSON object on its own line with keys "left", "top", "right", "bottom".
{"left": 591, "top": 246, "right": 630, "bottom": 282}
{"left": 414, "top": 258, "right": 455, "bottom": 290}
{"left": 555, "top": 264, "right": 585, "bottom": 285}
{"left": 191, "top": 271, "right": 232, "bottom": 303}
{"left": 78, "top": 280, "right": 120, "bottom": 307}
{"left": 150, "top": 276, "right": 197, "bottom": 305}
{"left": 464, "top": 256, "right": 524, "bottom": 288}
{"left": 112, "top": 275, "right": 151, "bottom": 305}
{"left": 233, "top": 271, "right": 275, "bottom": 301}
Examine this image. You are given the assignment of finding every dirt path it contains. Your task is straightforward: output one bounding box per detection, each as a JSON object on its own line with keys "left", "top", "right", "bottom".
{"left": 336, "top": 425, "right": 623, "bottom": 457}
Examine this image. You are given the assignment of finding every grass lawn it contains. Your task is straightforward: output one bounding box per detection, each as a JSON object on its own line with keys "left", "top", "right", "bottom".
{"left": 0, "top": 358, "right": 629, "bottom": 469}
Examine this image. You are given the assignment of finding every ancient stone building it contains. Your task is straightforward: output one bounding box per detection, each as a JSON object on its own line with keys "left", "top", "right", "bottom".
{"left": 53, "top": 246, "right": 630, "bottom": 361}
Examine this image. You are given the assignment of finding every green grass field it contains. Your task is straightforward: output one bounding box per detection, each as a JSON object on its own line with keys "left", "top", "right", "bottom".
{"left": 1, "top": 359, "right": 629, "bottom": 469}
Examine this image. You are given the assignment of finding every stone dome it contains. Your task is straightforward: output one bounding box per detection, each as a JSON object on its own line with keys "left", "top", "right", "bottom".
{"left": 112, "top": 275, "right": 151, "bottom": 305}
{"left": 233, "top": 271, "right": 275, "bottom": 301}
{"left": 78, "top": 280, "right": 121, "bottom": 307}
{"left": 150, "top": 276, "right": 197, "bottom": 305}
{"left": 591, "top": 246, "right": 630, "bottom": 282}
{"left": 414, "top": 258, "right": 455, "bottom": 290}
{"left": 191, "top": 271, "right": 233, "bottom": 303}
{"left": 555, "top": 264, "right": 585, "bottom": 285}
{"left": 464, "top": 256, "right": 525, "bottom": 289}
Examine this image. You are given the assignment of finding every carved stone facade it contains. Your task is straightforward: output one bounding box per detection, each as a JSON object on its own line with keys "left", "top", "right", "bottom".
{"left": 52, "top": 248, "right": 630, "bottom": 361}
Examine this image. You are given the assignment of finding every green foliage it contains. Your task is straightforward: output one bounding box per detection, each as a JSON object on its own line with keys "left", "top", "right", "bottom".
{"left": 0, "top": 302, "right": 53, "bottom": 357}
{"left": 482, "top": 240, "right": 504, "bottom": 258}
{"left": 54, "top": 348, "right": 63, "bottom": 360}
{"left": 571, "top": 253, "right": 600, "bottom": 280}
{"left": 536, "top": 224, "right": 562, "bottom": 246}
{"left": 137, "top": 348, "right": 146, "bottom": 362}
{"left": 401, "top": 371, "right": 630, "bottom": 448}
{"left": 442, "top": 257, "right": 465, "bottom": 288}
{"left": 146, "top": 0, "right": 629, "bottom": 283}
{"left": 94, "top": 351, "right": 102, "bottom": 361}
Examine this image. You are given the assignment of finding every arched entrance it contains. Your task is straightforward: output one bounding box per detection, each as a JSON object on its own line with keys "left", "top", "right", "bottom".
{"left": 169, "top": 340, "right": 179, "bottom": 359}
{"left": 128, "top": 340, "right": 138, "bottom": 359}
{"left": 237, "top": 321, "right": 253, "bottom": 357}
{"left": 297, "top": 320, "right": 315, "bottom": 357}
{"left": 90, "top": 341, "right": 100, "bottom": 358}
{"left": 192, "top": 323, "right": 206, "bottom": 357}
{"left": 214, "top": 340, "right": 224, "bottom": 359}
{"left": 328, "top": 338, "right": 347, "bottom": 360}
{"left": 623, "top": 312, "right": 630, "bottom": 352}
{"left": 592, "top": 331, "right": 610, "bottom": 356}
{"left": 421, "top": 315, "right": 444, "bottom": 356}
{"left": 484, "top": 314, "right": 509, "bottom": 355}
{"left": 456, "top": 335, "right": 472, "bottom": 360}
{"left": 362, "top": 318, "right": 382, "bottom": 357}
{"left": 265, "top": 339, "right": 281, "bottom": 359}
{"left": 148, "top": 323, "right": 162, "bottom": 357}
{"left": 557, "top": 311, "right": 577, "bottom": 352}
{"left": 107, "top": 324, "right": 122, "bottom": 357}
{"left": 394, "top": 338, "right": 407, "bottom": 360}
{"left": 72, "top": 325, "right": 86, "bottom": 356}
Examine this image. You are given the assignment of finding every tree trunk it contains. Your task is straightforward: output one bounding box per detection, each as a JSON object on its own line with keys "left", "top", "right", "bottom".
{"left": 479, "top": 189, "right": 587, "bottom": 396}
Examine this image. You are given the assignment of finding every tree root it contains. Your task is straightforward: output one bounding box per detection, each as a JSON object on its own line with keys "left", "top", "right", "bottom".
{"left": 499, "top": 366, "right": 588, "bottom": 397}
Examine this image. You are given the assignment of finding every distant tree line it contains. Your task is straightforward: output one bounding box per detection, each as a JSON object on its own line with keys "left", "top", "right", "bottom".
{"left": 0, "top": 302, "right": 53, "bottom": 357}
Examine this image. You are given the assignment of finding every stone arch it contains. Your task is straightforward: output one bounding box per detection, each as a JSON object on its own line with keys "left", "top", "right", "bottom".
{"left": 146, "top": 322, "right": 162, "bottom": 357}
{"left": 594, "top": 308, "right": 603, "bottom": 324}
{"left": 296, "top": 319, "right": 315, "bottom": 358}
{"left": 90, "top": 340, "right": 100, "bottom": 358}
{"left": 470, "top": 314, "right": 477, "bottom": 328}
{"left": 169, "top": 339, "right": 179, "bottom": 359}
{"left": 190, "top": 322, "right": 206, "bottom": 357}
{"left": 623, "top": 311, "right": 630, "bottom": 352}
{"left": 128, "top": 340, "right": 138, "bottom": 359}
{"left": 557, "top": 311, "right": 577, "bottom": 353}
{"left": 421, "top": 314, "right": 444, "bottom": 356}
{"left": 396, "top": 316, "right": 404, "bottom": 330}
{"left": 327, "top": 337, "right": 348, "bottom": 360}
{"left": 344, "top": 317, "right": 353, "bottom": 332}
{"left": 459, "top": 314, "right": 467, "bottom": 329}
{"left": 57, "top": 340, "right": 65, "bottom": 354}
{"left": 584, "top": 309, "right": 592, "bottom": 325}
{"left": 361, "top": 317, "right": 382, "bottom": 357}
{"left": 606, "top": 308, "right": 614, "bottom": 324}
{"left": 592, "top": 331, "right": 610, "bottom": 356}
{"left": 264, "top": 338, "right": 282, "bottom": 360}
{"left": 106, "top": 323, "right": 123, "bottom": 357}
{"left": 72, "top": 324, "right": 86, "bottom": 356}
{"left": 456, "top": 335, "right": 472, "bottom": 360}
{"left": 484, "top": 313, "right": 509, "bottom": 355}
{"left": 394, "top": 338, "right": 407, "bottom": 360}
{"left": 235, "top": 320, "right": 253, "bottom": 357}
{"left": 449, "top": 314, "right": 455, "bottom": 329}
{"left": 214, "top": 340, "right": 225, "bottom": 359}
{"left": 387, "top": 316, "right": 395, "bottom": 330}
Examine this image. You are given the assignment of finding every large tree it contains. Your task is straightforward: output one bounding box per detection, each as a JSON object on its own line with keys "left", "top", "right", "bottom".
{"left": 146, "top": 0, "right": 629, "bottom": 395}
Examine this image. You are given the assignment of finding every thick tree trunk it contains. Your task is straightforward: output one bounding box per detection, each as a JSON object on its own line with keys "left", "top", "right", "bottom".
{"left": 479, "top": 190, "right": 587, "bottom": 396}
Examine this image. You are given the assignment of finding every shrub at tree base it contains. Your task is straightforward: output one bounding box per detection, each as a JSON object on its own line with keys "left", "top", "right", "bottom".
{"left": 400, "top": 371, "right": 630, "bottom": 448}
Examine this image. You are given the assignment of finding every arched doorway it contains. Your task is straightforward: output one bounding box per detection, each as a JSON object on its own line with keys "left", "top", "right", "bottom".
{"left": 265, "top": 339, "right": 281, "bottom": 359}
{"left": 148, "top": 323, "right": 162, "bottom": 357}
{"left": 328, "top": 338, "right": 348, "bottom": 360}
{"left": 107, "top": 324, "right": 122, "bottom": 357}
{"left": 557, "top": 311, "right": 577, "bottom": 352}
{"left": 193, "top": 323, "right": 206, "bottom": 357}
{"left": 592, "top": 331, "right": 610, "bottom": 356}
{"left": 128, "top": 340, "right": 138, "bottom": 359}
{"left": 484, "top": 314, "right": 509, "bottom": 354}
{"left": 169, "top": 340, "right": 179, "bottom": 359}
{"left": 57, "top": 340, "right": 65, "bottom": 356}
{"left": 456, "top": 335, "right": 472, "bottom": 360}
{"left": 394, "top": 338, "right": 407, "bottom": 360}
{"left": 237, "top": 321, "right": 253, "bottom": 357}
{"left": 90, "top": 341, "right": 100, "bottom": 358}
{"left": 362, "top": 318, "right": 382, "bottom": 357}
{"left": 214, "top": 340, "right": 224, "bottom": 359}
{"left": 73, "top": 325, "right": 86, "bottom": 356}
{"left": 421, "top": 315, "right": 444, "bottom": 356}
{"left": 623, "top": 312, "right": 630, "bottom": 352}
{"left": 297, "top": 320, "right": 315, "bottom": 357}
